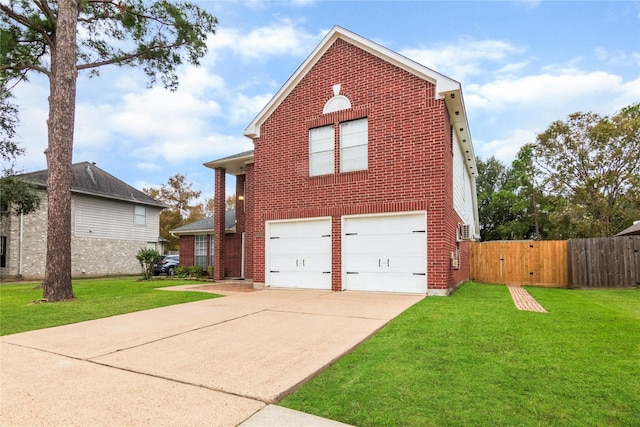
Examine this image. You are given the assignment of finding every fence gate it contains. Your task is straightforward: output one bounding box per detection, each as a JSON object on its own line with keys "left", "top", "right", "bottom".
{"left": 568, "top": 236, "right": 640, "bottom": 288}
{"left": 470, "top": 240, "right": 568, "bottom": 287}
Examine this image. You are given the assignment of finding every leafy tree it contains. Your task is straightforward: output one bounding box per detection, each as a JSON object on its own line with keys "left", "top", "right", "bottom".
{"left": 534, "top": 104, "right": 640, "bottom": 237}
{"left": 1, "top": 1, "right": 217, "bottom": 301}
{"left": 0, "top": 85, "right": 41, "bottom": 216}
{"left": 135, "top": 247, "right": 161, "bottom": 280}
{"left": 143, "top": 174, "right": 202, "bottom": 250}
{"left": 476, "top": 156, "right": 513, "bottom": 241}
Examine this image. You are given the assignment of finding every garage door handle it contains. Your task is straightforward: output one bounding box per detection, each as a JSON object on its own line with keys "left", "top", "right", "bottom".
{"left": 322, "top": 234, "right": 331, "bottom": 237}
{"left": 345, "top": 233, "right": 358, "bottom": 236}
{"left": 270, "top": 270, "right": 280, "bottom": 273}
{"left": 413, "top": 273, "right": 426, "bottom": 276}
{"left": 270, "top": 236, "right": 280, "bottom": 239}
{"left": 412, "top": 230, "right": 426, "bottom": 233}
{"left": 346, "top": 272, "right": 358, "bottom": 274}
{"left": 323, "top": 271, "right": 331, "bottom": 274}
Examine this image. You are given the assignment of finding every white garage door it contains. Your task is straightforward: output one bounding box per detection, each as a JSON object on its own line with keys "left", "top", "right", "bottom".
{"left": 266, "top": 218, "right": 332, "bottom": 289}
{"left": 343, "top": 213, "right": 427, "bottom": 293}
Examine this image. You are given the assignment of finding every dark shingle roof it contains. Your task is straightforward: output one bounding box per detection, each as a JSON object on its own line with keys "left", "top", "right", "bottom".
{"left": 18, "top": 162, "right": 165, "bottom": 208}
{"left": 171, "top": 209, "right": 236, "bottom": 234}
{"left": 209, "top": 150, "right": 254, "bottom": 163}
{"left": 616, "top": 221, "right": 640, "bottom": 236}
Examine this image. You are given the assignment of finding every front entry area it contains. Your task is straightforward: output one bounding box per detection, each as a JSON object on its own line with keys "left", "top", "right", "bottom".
{"left": 265, "top": 218, "right": 332, "bottom": 289}
{"left": 342, "top": 212, "right": 427, "bottom": 293}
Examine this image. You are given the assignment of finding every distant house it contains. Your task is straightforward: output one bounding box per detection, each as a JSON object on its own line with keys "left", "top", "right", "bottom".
{"left": 0, "top": 162, "right": 165, "bottom": 279}
{"left": 616, "top": 220, "right": 640, "bottom": 236}
{"left": 200, "top": 26, "right": 480, "bottom": 296}
{"left": 171, "top": 209, "right": 238, "bottom": 275}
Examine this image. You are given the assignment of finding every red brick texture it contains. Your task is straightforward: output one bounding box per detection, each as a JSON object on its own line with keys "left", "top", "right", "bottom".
{"left": 244, "top": 39, "right": 468, "bottom": 291}
{"left": 213, "top": 168, "right": 226, "bottom": 280}
{"left": 210, "top": 38, "right": 472, "bottom": 293}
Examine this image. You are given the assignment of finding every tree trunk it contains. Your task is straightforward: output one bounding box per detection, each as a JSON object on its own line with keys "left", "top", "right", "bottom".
{"left": 42, "top": 0, "right": 78, "bottom": 301}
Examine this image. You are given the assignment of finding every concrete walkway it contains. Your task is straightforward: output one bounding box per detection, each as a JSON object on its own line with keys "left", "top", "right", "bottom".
{"left": 508, "top": 285, "right": 547, "bottom": 312}
{"left": 1, "top": 288, "right": 423, "bottom": 426}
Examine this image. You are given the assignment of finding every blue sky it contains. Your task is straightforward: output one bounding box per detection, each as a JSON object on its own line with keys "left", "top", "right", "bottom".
{"left": 10, "top": 0, "right": 640, "bottom": 201}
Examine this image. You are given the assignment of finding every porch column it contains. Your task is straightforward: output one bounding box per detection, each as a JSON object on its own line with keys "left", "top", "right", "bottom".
{"left": 213, "top": 167, "right": 226, "bottom": 280}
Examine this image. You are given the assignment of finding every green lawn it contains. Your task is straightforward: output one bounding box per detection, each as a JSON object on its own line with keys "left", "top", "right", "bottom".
{"left": 0, "top": 277, "right": 220, "bottom": 336}
{"left": 281, "top": 282, "right": 640, "bottom": 427}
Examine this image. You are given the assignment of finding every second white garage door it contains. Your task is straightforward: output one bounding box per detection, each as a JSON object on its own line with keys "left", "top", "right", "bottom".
{"left": 343, "top": 212, "right": 427, "bottom": 293}
{"left": 266, "top": 218, "right": 332, "bottom": 289}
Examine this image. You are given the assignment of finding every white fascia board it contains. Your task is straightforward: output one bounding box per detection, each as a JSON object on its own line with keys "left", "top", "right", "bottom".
{"left": 244, "top": 25, "right": 463, "bottom": 139}
{"left": 442, "top": 88, "right": 478, "bottom": 179}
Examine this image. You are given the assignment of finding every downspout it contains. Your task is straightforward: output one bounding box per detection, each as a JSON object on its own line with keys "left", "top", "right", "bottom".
{"left": 18, "top": 212, "right": 24, "bottom": 277}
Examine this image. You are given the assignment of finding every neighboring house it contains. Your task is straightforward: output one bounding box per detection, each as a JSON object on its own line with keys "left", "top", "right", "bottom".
{"left": 0, "top": 162, "right": 165, "bottom": 279}
{"left": 192, "top": 26, "right": 480, "bottom": 295}
{"left": 616, "top": 220, "right": 640, "bottom": 236}
{"left": 171, "top": 209, "right": 238, "bottom": 275}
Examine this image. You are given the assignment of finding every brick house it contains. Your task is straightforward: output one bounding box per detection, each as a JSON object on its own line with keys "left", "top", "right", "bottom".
{"left": 172, "top": 209, "right": 237, "bottom": 274}
{"left": 0, "top": 162, "right": 165, "bottom": 280}
{"left": 193, "top": 26, "right": 479, "bottom": 295}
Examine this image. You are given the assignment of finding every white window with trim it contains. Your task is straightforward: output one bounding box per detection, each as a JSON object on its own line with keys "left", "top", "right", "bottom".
{"left": 340, "top": 118, "right": 368, "bottom": 173}
{"left": 209, "top": 236, "right": 214, "bottom": 268}
{"left": 134, "top": 205, "right": 146, "bottom": 226}
{"left": 309, "top": 125, "right": 334, "bottom": 176}
{"left": 195, "top": 235, "right": 208, "bottom": 270}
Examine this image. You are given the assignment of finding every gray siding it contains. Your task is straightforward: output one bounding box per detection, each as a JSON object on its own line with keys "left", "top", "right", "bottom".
{"left": 74, "top": 195, "right": 161, "bottom": 242}
{"left": 1, "top": 190, "right": 162, "bottom": 279}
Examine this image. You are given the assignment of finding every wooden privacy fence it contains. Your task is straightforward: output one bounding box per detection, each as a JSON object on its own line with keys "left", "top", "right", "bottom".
{"left": 568, "top": 236, "right": 640, "bottom": 288}
{"left": 470, "top": 240, "right": 568, "bottom": 287}
{"left": 471, "top": 236, "right": 640, "bottom": 288}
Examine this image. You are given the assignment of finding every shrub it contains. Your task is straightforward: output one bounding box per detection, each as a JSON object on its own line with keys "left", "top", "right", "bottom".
{"left": 135, "top": 248, "right": 161, "bottom": 280}
{"left": 175, "top": 265, "right": 203, "bottom": 278}
{"left": 188, "top": 265, "right": 203, "bottom": 277}
{"left": 175, "top": 266, "right": 189, "bottom": 278}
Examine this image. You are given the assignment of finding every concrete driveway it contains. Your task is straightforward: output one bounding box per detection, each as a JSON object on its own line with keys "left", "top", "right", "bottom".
{"left": 1, "top": 287, "right": 423, "bottom": 426}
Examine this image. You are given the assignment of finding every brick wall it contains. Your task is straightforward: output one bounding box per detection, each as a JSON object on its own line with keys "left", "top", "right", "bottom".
{"left": 0, "top": 193, "right": 159, "bottom": 279}
{"left": 179, "top": 235, "right": 195, "bottom": 266}
{"left": 249, "top": 39, "right": 469, "bottom": 291}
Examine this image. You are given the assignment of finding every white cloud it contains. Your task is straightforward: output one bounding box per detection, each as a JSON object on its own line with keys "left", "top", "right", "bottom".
{"left": 11, "top": 78, "right": 49, "bottom": 172}
{"left": 112, "top": 86, "right": 221, "bottom": 139}
{"left": 228, "top": 92, "right": 273, "bottom": 125}
{"left": 466, "top": 70, "right": 623, "bottom": 111}
{"left": 401, "top": 39, "right": 527, "bottom": 82}
{"left": 476, "top": 128, "right": 537, "bottom": 164}
{"left": 207, "top": 20, "right": 322, "bottom": 62}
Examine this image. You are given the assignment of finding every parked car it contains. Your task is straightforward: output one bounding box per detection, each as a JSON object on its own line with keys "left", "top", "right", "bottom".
{"left": 153, "top": 255, "right": 180, "bottom": 276}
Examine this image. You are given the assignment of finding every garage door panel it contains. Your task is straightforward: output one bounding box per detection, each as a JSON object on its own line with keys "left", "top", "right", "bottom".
{"left": 343, "top": 213, "right": 427, "bottom": 294}
{"left": 345, "top": 272, "right": 426, "bottom": 293}
{"left": 267, "top": 218, "right": 331, "bottom": 290}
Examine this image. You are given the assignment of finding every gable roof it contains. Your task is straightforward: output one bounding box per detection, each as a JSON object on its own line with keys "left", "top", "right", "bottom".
{"left": 203, "top": 150, "right": 254, "bottom": 176}
{"left": 19, "top": 162, "right": 165, "bottom": 208}
{"left": 616, "top": 221, "right": 640, "bottom": 236}
{"left": 243, "top": 26, "right": 475, "bottom": 172}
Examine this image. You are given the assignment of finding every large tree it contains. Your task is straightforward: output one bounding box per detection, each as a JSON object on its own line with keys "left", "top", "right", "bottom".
{"left": 143, "top": 173, "right": 201, "bottom": 250}
{"left": 534, "top": 104, "right": 640, "bottom": 237}
{"left": 1, "top": 1, "right": 217, "bottom": 300}
{"left": 476, "top": 150, "right": 550, "bottom": 241}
